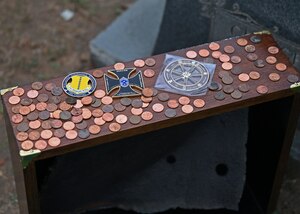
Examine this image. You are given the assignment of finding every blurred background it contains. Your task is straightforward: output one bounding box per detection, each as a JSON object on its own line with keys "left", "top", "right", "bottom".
{"left": 0, "top": 0, "right": 299, "bottom": 213}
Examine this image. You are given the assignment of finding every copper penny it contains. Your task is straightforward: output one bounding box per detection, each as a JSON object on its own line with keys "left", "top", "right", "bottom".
{"left": 222, "top": 62, "right": 233, "bottom": 70}
{"left": 21, "top": 140, "right": 34, "bottom": 150}
{"left": 193, "top": 99, "right": 205, "bottom": 108}
{"left": 120, "top": 97, "right": 132, "bottom": 106}
{"left": 231, "top": 56, "right": 241, "bottom": 64}
{"left": 81, "top": 96, "right": 93, "bottom": 105}
{"left": 114, "top": 62, "right": 125, "bottom": 70}
{"left": 52, "top": 110, "right": 62, "bottom": 119}
{"left": 9, "top": 96, "right": 21, "bottom": 105}
{"left": 212, "top": 51, "right": 222, "bottom": 59}
{"left": 131, "top": 107, "right": 143, "bottom": 115}
{"left": 141, "top": 96, "right": 153, "bottom": 103}
{"left": 60, "top": 110, "right": 72, "bottom": 120}
{"left": 94, "top": 90, "right": 106, "bottom": 99}
{"left": 223, "top": 85, "right": 235, "bottom": 94}
{"left": 13, "top": 88, "right": 24, "bottom": 96}
{"left": 51, "top": 87, "right": 63, "bottom": 96}
{"left": 54, "top": 128, "right": 66, "bottom": 138}
{"left": 152, "top": 88, "right": 158, "bottom": 96}
{"left": 82, "top": 108, "right": 92, "bottom": 119}
{"left": 231, "top": 90, "right": 243, "bottom": 99}
{"left": 102, "top": 112, "right": 114, "bottom": 122}
{"left": 269, "top": 73, "right": 280, "bottom": 82}
{"left": 219, "top": 54, "right": 230, "bottom": 63}
{"left": 92, "top": 109, "right": 103, "bottom": 118}
{"left": 49, "top": 96, "right": 61, "bottom": 104}
{"left": 157, "top": 93, "right": 170, "bottom": 102}
{"left": 134, "top": 59, "right": 145, "bottom": 68}
{"left": 41, "top": 119, "right": 51, "bottom": 128}
{"left": 27, "top": 90, "right": 39, "bottom": 99}
{"left": 245, "top": 45, "right": 255, "bottom": 53}
{"left": 76, "top": 121, "right": 88, "bottom": 130}
{"left": 102, "top": 104, "right": 114, "bottom": 113}
{"left": 21, "top": 98, "right": 33, "bottom": 106}
{"left": 116, "top": 114, "right": 128, "bottom": 124}
{"left": 268, "top": 46, "right": 279, "bottom": 54}
{"left": 129, "top": 115, "right": 141, "bottom": 125}
{"left": 152, "top": 103, "right": 164, "bottom": 113}
{"left": 218, "top": 70, "right": 229, "bottom": 78}
{"left": 39, "top": 110, "right": 50, "bottom": 120}
{"left": 11, "top": 105, "right": 21, "bottom": 114}
{"left": 198, "top": 49, "right": 210, "bottom": 57}
{"left": 31, "top": 81, "right": 43, "bottom": 90}
{"left": 78, "top": 129, "right": 90, "bottom": 139}
{"left": 65, "top": 97, "right": 77, "bottom": 105}
{"left": 27, "top": 112, "right": 38, "bottom": 121}
{"left": 17, "top": 122, "right": 29, "bottom": 132}
{"left": 41, "top": 130, "right": 53, "bottom": 140}
{"left": 65, "top": 130, "right": 78, "bottom": 140}
{"left": 51, "top": 119, "right": 63, "bottom": 129}
{"left": 35, "top": 102, "right": 47, "bottom": 111}
{"left": 142, "top": 102, "right": 149, "bottom": 108}
{"left": 141, "top": 111, "right": 153, "bottom": 121}
{"left": 238, "top": 73, "right": 250, "bottom": 82}
{"left": 74, "top": 99, "right": 83, "bottom": 108}
{"left": 182, "top": 105, "right": 194, "bottom": 114}
{"left": 72, "top": 115, "right": 83, "bottom": 124}
{"left": 164, "top": 108, "right": 177, "bottom": 118}
{"left": 236, "top": 38, "right": 248, "bottom": 46}
{"left": 92, "top": 69, "right": 104, "bottom": 78}
{"left": 46, "top": 103, "right": 58, "bottom": 112}
{"left": 256, "top": 85, "right": 268, "bottom": 94}
{"left": 89, "top": 125, "right": 101, "bottom": 135}
{"left": 246, "top": 53, "right": 258, "bottom": 61}
{"left": 29, "top": 104, "right": 36, "bottom": 112}
{"left": 178, "top": 96, "right": 190, "bottom": 105}
{"left": 143, "top": 69, "right": 155, "bottom": 78}
{"left": 28, "top": 131, "right": 40, "bottom": 141}
{"left": 59, "top": 102, "right": 72, "bottom": 111}
{"left": 11, "top": 114, "right": 23, "bottom": 124}
{"left": 214, "top": 91, "right": 225, "bottom": 101}
{"left": 131, "top": 99, "right": 143, "bottom": 108}
{"left": 19, "top": 106, "right": 31, "bottom": 115}
{"left": 71, "top": 108, "right": 82, "bottom": 116}
{"left": 249, "top": 71, "right": 260, "bottom": 80}
{"left": 222, "top": 75, "right": 233, "bottom": 85}
{"left": 48, "top": 137, "right": 61, "bottom": 147}
{"left": 287, "top": 74, "right": 299, "bottom": 83}
{"left": 29, "top": 120, "right": 41, "bottom": 129}
{"left": 63, "top": 121, "right": 75, "bottom": 131}
{"left": 208, "top": 82, "right": 220, "bottom": 91}
{"left": 101, "top": 96, "right": 113, "bottom": 105}
{"left": 45, "top": 83, "right": 56, "bottom": 91}
{"left": 35, "top": 140, "right": 47, "bottom": 150}
{"left": 114, "top": 103, "right": 126, "bottom": 112}
{"left": 275, "top": 63, "right": 287, "bottom": 72}
{"left": 186, "top": 50, "right": 197, "bottom": 59}
{"left": 266, "top": 56, "right": 277, "bottom": 64}
{"left": 254, "top": 59, "right": 265, "bottom": 68}
{"left": 224, "top": 45, "right": 235, "bottom": 54}
{"left": 167, "top": 99, "right": 179, "bottom": 109}
{"left": 145, "top": 58, "right": 156, "bottom": 67}
{"left": 91, "top": 99, "right": 101, "bottom": 108}
{"left": 109, "top": 122, "right": 121, "bottom": 132}
{"left": 238, "top": 83, "right": 250, "bottom": 93}
{"left": 142, "top": 88, "right": 154, "bottom": 97}
{"left": 94, "top": 117, "right": 106, "bottom": 126}
{"left": 209, "top": 42, "right": 220, "bottom": 51}
{"left": 16, "top": 132, "right": 29, "bottom": 142}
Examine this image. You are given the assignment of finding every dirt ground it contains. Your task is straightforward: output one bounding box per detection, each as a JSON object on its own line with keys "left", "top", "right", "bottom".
{"left": 0, "top": 0, "right": 299, "bottom": 213}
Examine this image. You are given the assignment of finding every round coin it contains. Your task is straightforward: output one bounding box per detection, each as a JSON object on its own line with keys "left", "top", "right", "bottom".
{"left": 45, "top": 83, "right": 56, "bottom": 91}
{"left": 120, "top": 97, "right": 132, "bottom": 106}
{"left": 89, "top": 125, "right": 101, "bottom": 135}
{"left": 186, "top": 50, "right": 197, "bottom": 59}
{"left": 39, "top": 111, "right": 50, "bottom": 120}
{"left": 134, "top": 59, "right": 145, "bottom": 68}
{"left": 19, "top": 106, "right": 31, "bottom": 115}
{"left": 28, "top": 120, "right": 41, "bottom": 129}
{"left": 224, "top": 45, "right": 235, "bottom": 54}
{"left": 287, "top": 74, "right": 299, "bottom": 83}
{"left": 114, "top": 62, "right": 125, "bottom": 70}
{"left": 116, "top": 114, "right": 128, "bottom": 124}
{"left": 16, "top": 132, "right": 28, "bottom": 142}
{"left": 9, "top": 96, "right": 21, "bottom": 105}
{"left": 198, "top": 49, "right": 210, "bottom": 57}
{"left": 21, "top": 140, "right": 34, "bottom": 150}
{"left": 268, "top": 46, "right": 279, "bottom": 54}
{"left": 72, "top": 115, "right": 83, "bottom": 124}
{"left": 82, "top": 108, "right": 92, "bottom": 119}
{"left": 78, "top": 129, "right": 90, "bottom": 139}
{"left": 102, "top": 104, "right": 114, "bottom": 113}
{"left": 223, "top": 85, "right": 234, "bottom": 94}
{"left": 102, "top": 112, "right": 114, "bottom": 122}
{"left": 91, "top": 99, "right": 102, "bottom": 108}
{"left": 142, "top": 88, "right": 154, "bottom": 97}
{"left": 51, "top": 87, "right": 63, "bottom": 96}
{"left": 60, "top": 110, "right": 72, "bottom": 120}
{"left": 214, "top": 91, "right": 225, "bottom": 101}
{"left": 275, "top": 63, "right": 287, "bottom": 72}
{"left": 35, "top": 140, "right": 47, "bottom": 150}
{"left": 27, "top": 112, "right": 39, "bottom": 121}
{"left": 141, "top": 111, "right": 153, "bottom": 121}
{"left": 254, "top": 59, "right": 265, "bottom": 68}
{"left": 141, "top": 96, "right": 152, "bottom": 103}
{"left": 54, "top": 128, "right": 66, "bottom": 138}
{"left": 238, "top": 73, "right": 250, "bottom": 82}
{"left": 231, "top": 90, "right": 243, "bottom": 99}
{"left": 219, "top": 54, "right": 230, "bottom": 63}
{"left": 143, "top": 69, "right": 155, "bottom": 78}
{"left": 129, "top": 115, "right": 141, "bottom": 125}
{"left": 249, "top": 71, "right": 260, "bottom": 80}
{"left": 209, "top": 42, "right": 220, "bottom": 51}
{"left": 222, "top": 62, "right": 233, "bottom": 70}
{"left": 28, "top": 131, "right": 40, "bottom": 141}
{"left": 76, "top": 121, "right": 88, "bottom": 130}
{"left": 231, "top": 55, "right": 241, "bottom": 64}
{"left": 131, "top": 99, "right": 143, "bottom": 108}
{"left": 65, "top": 130, "right": 78, "bottom": 140}
{"left": 218, "top": 70, "right": 229, "bottom": 78}
{"left": 92, "top": 109, "right": 103, "bottom": 118}
{"left": 41, "top": 130, "right": 53, "bottom": 140}
{"left": 101, "top": 96, "right": 113, "bottom": 105}
{"left": 256, "top": 85, "right": 268, "bottom": 94}
{"left": 157, "top": 93, "right": 170, "bottom": 102}
{"left": 212, "top": 51, "right": 222, "bottom": 59}
{"left": 94, "top": 117, "right": 106, "bottom": 126}
{"left": 11, "top": 114, "right": 23, "bottom": 124}
{"left": 231, "top": 66, "right": 242, "bottom": 75}
{"left": 222, "top": 75, "right": 234, "bottom": 85}
{"left": 63, "top": 121, "right": 75, "bottom": 131}
{"left": 17, "top": 122, "right": 29, "bottom": 132}
{"left": 238, "top": 83, "right": 250, "bottom": 93}
{"left": 65, "top": 97, "right": 77, "bottom": 105}
{"left": 246, "top": 53, "right": 258, "bottom": 61}
{"left": 31, "top": 82, "right": 43, "bottom": 90}
{"left": 27, "top": 90, "right": 39, "bottom": 99}
{"left": 182, "top": 104, "right": 194, "bottom": 114}
{"left": 51, "top": 119, "right": 63, "bottom": 129}
{"left": 269, "top": 73, "right": 280, "bottom": 82}
{"left": 266, "top": 56, "right": 277, "bottom": 64}
{"left": 208, "top": 82, "right": 219, "bottom": 91}
{"left": 193, "top": 99, "right": 205, "bottom": 108}
{"left": 11, "top": 105, "right": 21, "bottom": 114}
{"left": 37, "top": 93, "right": 49, "bottom": 102}
{"left": 49, "top": 96, "right": 61, "bottom": 104}
{"left": 245, "top": 45, "right": 255, "bottom": 53}
{"left": 167, "top": 99, "right": 179, "bottom": 109}
{"left": 46, "top": 103, "right": 58, "bottom": 112}
{"left": 94, "top": 90, "right": 106, "bottom": 99}
{"left": 114, "top": 103, "right": 126, "bottom": 112}
{"left": 152, "top": 103, "right": 164, "bottom": 113}
{"left": 48, "top": 137, "right": 61, "bottom": 147}
{"left": 145, "top": 58, "right": 156, "bottom": 67}
{"left": 236, "top": 38, "right": 248, "bottom": 46}
{"left": 109, "top": 123, "right": 121, "bottom": 132}
{"left": 81, "top": 96, "right": 93, "bottom": 105}
{"left": 13, "top": 88, "right": 24, "bottom": 96}
{"left": 92, "top": 69, "right": 104, "bottom": 78}
{"left": 178, "top": 96, "right": 190, "bottom": 105}
{"left": 165, "top": 108, "right": 177, "bottom": 118}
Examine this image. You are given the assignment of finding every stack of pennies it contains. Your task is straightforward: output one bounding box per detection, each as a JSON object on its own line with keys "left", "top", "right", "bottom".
{"left": 5, "top": 33, "right": 299, "bottom": 153}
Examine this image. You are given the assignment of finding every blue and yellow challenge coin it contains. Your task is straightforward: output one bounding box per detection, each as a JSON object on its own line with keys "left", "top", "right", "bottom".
{"left": 62, "top": 72, "right": 97, "bottom": 97}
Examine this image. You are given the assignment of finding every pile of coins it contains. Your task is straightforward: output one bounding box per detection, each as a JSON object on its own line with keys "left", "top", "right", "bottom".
{"left": 6, "top": 34, "right": 300, "bottom": 153}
